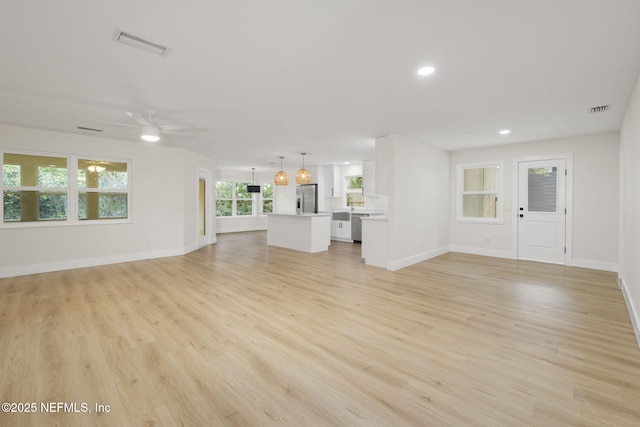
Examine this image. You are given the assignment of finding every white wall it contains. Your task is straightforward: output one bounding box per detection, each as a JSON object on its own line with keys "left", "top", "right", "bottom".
{"left": 0, "top": 125, "right": 216, "bottom": 277}
{"left": 382, "top": 134, "right": 450, "bottom": 270}
{"left": 449, "top": 132, "right": 619, "bottom": 271}
{"left": 620, "top": 73, "right": 640, "bottom": 345}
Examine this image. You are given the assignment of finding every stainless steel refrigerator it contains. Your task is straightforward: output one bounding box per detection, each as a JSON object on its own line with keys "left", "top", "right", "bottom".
{"left": 296, "top": 184, "right": 318, "bottom": 214}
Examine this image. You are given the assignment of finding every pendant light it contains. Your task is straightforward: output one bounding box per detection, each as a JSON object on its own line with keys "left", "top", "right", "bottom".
{"left": 247, "top": 167, "right": 260, "bottom": 193}
{"left": 295, "top": 152, "right": 312, "bottom": 185}
{"left": 274, "top": 157, "right": 289, "bottom": 186}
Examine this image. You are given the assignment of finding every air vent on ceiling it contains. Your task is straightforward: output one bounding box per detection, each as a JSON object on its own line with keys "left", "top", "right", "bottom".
{"left": 77, "top": 126, "right": 103, "bottom": 133}
{"left": 112, "top": 29, "right": 171, "bottom": 57}
{"left": 589, "top": 104, "right": 611, "bottom": 114}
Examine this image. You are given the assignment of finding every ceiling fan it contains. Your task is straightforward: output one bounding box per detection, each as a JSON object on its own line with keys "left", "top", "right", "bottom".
{"left": 106, "top": 110, "right": 199, "bottom": 142}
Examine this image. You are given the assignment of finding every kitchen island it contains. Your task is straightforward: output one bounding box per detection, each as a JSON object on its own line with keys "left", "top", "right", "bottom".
{"left": 266, "top": 213, "right": 331, "bottom": 253}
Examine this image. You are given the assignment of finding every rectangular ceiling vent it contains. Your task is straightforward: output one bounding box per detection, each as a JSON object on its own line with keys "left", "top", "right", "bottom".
{"left": 588, "top": 104, "right": 611, "bottom": 114}
{"left": 112, "top": 29, "right": 171, "bottom": 57}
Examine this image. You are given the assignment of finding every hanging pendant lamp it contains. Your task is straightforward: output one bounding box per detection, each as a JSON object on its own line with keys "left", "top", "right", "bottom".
{"left": 274, "top": 157, "right": 289, "bottom": 186}
{"left": 295, "top": 152, "right": 312, "bottom": 185}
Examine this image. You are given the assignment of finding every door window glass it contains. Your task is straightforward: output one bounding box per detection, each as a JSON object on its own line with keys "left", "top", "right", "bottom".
{"left": 528, "top": 167, "right": 557, "bottom": 212}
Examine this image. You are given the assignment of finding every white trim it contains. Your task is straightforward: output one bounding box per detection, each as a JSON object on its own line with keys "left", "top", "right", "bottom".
{"left": 386, "top": 246, "right": 449, "bottom": 271}
{"left": 217, "top": 225, "right": 267, "bottom": 234}
{"left": 449, "top": 245, "right": 515, "bottom": 260}
{"left": 620, "top": 277, "right": 640, "bottom": 350}
{"left": 0, "top": 245, "right": 198, "bottom": 279}
{"left": 512, "top": 153, "right": 573, "bottom": 264}
{"left": 569, "top": 258, "right": 618, "bottom": 272}
{"left": 197, "top": 168, "right": 215, "bottom": 247}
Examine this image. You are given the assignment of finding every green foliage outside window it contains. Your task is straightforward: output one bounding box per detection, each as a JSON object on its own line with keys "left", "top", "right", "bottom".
{"left": 262, "top": 183, "right": 273, "bottom": 213}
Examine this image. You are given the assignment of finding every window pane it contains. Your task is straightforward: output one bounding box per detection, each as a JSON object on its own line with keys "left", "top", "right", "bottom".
{"left": 3, "top": 153, "right": 67, "bottom": 187}
{"left": 78, "top": 192, "right": 127, "bottom": 219}
{"left": 237, "top": 200, "right": 253, "bottom": 216}
{"left": 262, "top": 183, "right": 273, "bottom": 198}
{"left": 464, "top": 167, "right": 498, "bottom": 192}
{"left": 346, "top": 193, "right": 365, "bottom": 207}
{"left": 3, "top": 190, "right": 67, "bottom": 222}
{"left": 3, "top": 191, "right": 21, "bottom": 221}
{"left": 216, "top": 200, "right": 232, "bottom": 216}
{"left": 3, "top": 164, "right": 21, "bottom": 186}
{"left": 215, "top": 181, "right": 233, "bottom": 199}
{"left": 39, "top": 192, "right": 67, "bottom": 220}
{"left": 347, "top": 176, "right": 363, "bottom": 189}
{"left": 528, "top": 167, "right": 557, "bottom": 212}
{"left": 462, "top": 194, "right": 497, "bottom": 218}
{"left": 263, "top": 200, "right": 273, "bottom": 213}
{"left": 38, "top": 166, "right": 67, "bottom": 187}
{"left": 236, "top": 182, "right": 250, "bottom": 199}
{"left": 78, "top": 160, "right": 127, "bottom": 190}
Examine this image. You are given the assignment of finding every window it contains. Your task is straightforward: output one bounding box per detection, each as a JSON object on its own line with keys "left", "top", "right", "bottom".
{"left": 262, "top": 183, "right": 273, "bottom": 213}
{"left": 345, "top": 175, "right": 364, "bottom": 208}
{"left": 215, "top": 181, "right": 255, "bottom": 217}
{"left": 235, "top": 182, "right": 252, "bottom": 216}
{"left": 1, "top": 151, "right": 131, "bottom": 226}
{"left": 78, "top": 159, "right": 128, "bottom": 220}
{"left": 2, "top": 153, "right": 68, "bottom": 223}
{"left": 457, "top": 162, "right": 503, "bottom": 223}
{"left": 215, "top": 181, "right": 233, "bottom": 217}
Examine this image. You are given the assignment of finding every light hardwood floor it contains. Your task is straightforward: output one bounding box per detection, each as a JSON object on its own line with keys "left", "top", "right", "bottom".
{"left": 1, "top": 231, "right": 639, "bottom": 426}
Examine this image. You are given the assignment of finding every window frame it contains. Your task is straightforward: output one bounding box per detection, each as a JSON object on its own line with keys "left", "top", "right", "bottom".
{"left": 345, "top": 175, "right": 364, "bottom": 208}
{"left": 1, "top": 149, "right": 132, "bottom": 228}
{"left": 456, "top": 161, "right": 504, "bottom": 224}
{"left": 215, "top": 180, "right": 259, "bottom": 218}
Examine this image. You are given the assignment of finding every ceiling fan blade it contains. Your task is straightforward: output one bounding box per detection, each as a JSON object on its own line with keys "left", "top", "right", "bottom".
{"left": 162, "top": 129, "right": 196, "bottom": 137}
{"left": 99, "top": 120, "right": 142, "bottom": 129}
{"left": 159, "top": 124, "right": 200, "bottom": 131}
{"left": 126, "top": 111, "right": 150, "bottom": 126}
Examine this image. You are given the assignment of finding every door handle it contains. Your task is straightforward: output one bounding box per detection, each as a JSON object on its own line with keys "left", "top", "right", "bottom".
{"left": 519, "top": 214, "right": 524, "bottom": 218}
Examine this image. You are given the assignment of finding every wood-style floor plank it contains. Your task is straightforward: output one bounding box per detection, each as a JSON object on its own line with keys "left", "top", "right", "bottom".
{"left": 1, "top": 231, "right": 639, "bottom": 426}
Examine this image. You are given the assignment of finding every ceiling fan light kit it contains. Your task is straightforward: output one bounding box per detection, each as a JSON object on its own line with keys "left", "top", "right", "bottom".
{"left": 140, "top": 125, "right": 160, "bottom": 142}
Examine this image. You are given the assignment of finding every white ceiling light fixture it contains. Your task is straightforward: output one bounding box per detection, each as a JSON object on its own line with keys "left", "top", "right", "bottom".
{"left": 417, "top": 66, "right": 436, "bottom": 76}
{"left": 112, "top": 29, "right": 171, "bottom": 57}
{"left": 499, "top": 129, "right": 511, "bottom": 135}
{"left": 141, "top": 125, "right": 160, "bottom": 142}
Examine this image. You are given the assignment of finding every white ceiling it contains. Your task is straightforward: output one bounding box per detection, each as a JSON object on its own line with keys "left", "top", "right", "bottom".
{"left": 2, "top": 1, "right": 640, "bottom": 172}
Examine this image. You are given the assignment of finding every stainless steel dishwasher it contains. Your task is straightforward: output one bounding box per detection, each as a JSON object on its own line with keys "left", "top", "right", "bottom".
{"left": 351, "top": 213, "right": 369, "bottom": 243}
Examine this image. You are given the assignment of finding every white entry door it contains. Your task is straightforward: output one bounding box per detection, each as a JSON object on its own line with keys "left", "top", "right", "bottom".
{"left": 517, "top": 159, "right": 566, "bottom": 264}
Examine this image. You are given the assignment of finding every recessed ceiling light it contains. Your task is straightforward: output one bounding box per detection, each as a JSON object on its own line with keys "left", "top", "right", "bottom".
{"left": 417, "top": 66, "right": 435, "bottom": 76}
{"left": 499, "top": 129, "right": 511, "bottom": 135}
{"left": 344, "top": 162, "right": 350, "bottom": 165}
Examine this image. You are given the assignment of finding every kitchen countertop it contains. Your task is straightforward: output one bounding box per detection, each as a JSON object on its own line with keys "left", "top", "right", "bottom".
{"left": 267, "top": 213, "right": 331, "bottom": 217}
{"left": 361, "top": 215, "right": 388, "bottom": 221}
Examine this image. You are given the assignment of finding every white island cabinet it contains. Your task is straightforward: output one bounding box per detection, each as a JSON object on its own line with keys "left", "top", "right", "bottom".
{"left": 361, "top": 215, "right": 388, "bottom": 268}
{"left": 267, "top": 213, "right": 331, "bottom": 253}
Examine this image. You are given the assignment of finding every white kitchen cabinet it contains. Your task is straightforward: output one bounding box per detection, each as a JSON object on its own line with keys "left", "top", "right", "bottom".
{"left": 324, "top": 165, "right": 343, "bottom": 198}
{"left": 363, "top": 160, "right": 376, "bottom": 196}
{"left": 330, "top": 220, "right": 351, "bottom": 241}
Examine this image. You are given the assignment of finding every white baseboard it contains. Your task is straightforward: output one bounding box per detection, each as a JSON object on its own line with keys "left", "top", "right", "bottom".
{"left": 620, "top": 277, "right": 640, "bottom": 350}
{"left": 569, "top": 258, "right": 618, "bottom": 272}
{"left": 0, "top": 246, "right": 196, "bottom": 278}
{"left": 449, "top": 245, "right": 515, "bottom": 260}
{"left": 217, "top": 226, "right": 267, "bottom": 234}
{"left": 386, "top": 246, "right": 449, "bottom": 271}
